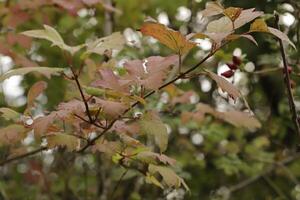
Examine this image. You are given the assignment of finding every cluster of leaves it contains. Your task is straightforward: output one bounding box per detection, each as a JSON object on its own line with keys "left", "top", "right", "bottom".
{"left": 0, "top": 0, "right": 298, "bottom": 199}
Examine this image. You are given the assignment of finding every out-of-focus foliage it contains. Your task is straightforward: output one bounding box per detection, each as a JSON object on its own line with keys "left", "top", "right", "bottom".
{"left": 0, "top": 0, "right": 299, "bottom": 199}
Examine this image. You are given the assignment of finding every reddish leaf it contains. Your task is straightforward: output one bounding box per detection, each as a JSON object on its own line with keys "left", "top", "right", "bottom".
{"left": 27, "top": 81, "right": 48, "bottom": 110}
{"left": 92, "top": 68, "right": 131, "bottom": 93}
{"left": 124, "top": 55, "right": 178, "bottom": 90}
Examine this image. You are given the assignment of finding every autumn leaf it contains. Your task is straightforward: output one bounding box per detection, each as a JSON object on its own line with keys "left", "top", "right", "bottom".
{"left": 26, "top": 81, "right": 48, "bottom": 111}
{"left": 206, "top": 16, "right": 233, "bottom": 33}
{"left": 21, "top": 25, "right": 84, "bottom": 55}
{"left": 124, "top": 55, "right": 178, "bottom": 90}
{"left": 223, "top": 7, "right": 243, "bottom": 22}
{"left": 139, "top": 111, "right": 168, "bottom": 153}
{"left": 201, "top": 1, "right": 224, "bottom": 17}
{"left": 0, "top": 125, "right": 27, "bottom": 146}
{"left": 94, "top": 97, "right": 128, "bottom": 118}
{"left": 249, "top": 19, "right": 296, "bottom": 49}
{"left": 46, "top": 133, "right": 79, "bottom": 151}
{"left": 220, "top": 110, "right": 261, "bottom": 129}
{"left": 196, "top": 103, "right": 261, "bottom": 130}
{"left": 148, "top": 164, "right": 189, "bottom": 191}
{"left": 136, "top": 151, "right": 176, "bottom": 166}
{"left": 0, "top": 67, "right": 64, "bottom": 82}
{"left": 140, "top": 22, "right": 195, "bottom": 55}
{"left": 205, "top": 70, "right": 241, "bottom": 100}
{"left": 234, "top": 8, "right": 263, "bottom": 30}
{"left": 91, "top": 68, "right": 131, "bottom": 93}
{"left": 226, "top": 34, "right": 258, "bottom": 46}
{"left": 250, "top": 18, "right": 269, "bottom": 32}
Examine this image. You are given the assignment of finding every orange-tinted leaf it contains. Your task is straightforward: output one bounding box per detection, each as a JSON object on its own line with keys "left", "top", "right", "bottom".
{"left": 223, "top": 7, "right": 243, "bottom": 22}
{"left": 140, "top": 22, "right": 195, "bottom": 54}
{"left": 27, "top": 81, "right": 48, "bottom": 110}
{"left": 250, "top": 19, "right": 269, "bottom": 32}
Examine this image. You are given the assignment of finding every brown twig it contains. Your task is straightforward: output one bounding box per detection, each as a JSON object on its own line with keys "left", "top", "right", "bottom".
{"left": 0, "top": 147, "right": 47, "bottom": 166}
{"left": 275, "top": 14, "right": 300, "bottom": 137}
{"left": 70, "top": 67, "right": 94, "bottom": 123}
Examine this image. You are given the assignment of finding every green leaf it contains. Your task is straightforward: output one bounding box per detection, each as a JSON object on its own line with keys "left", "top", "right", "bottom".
{"left": 21, "top": 25, "right": 84, "bottom": 55}
{"left": 0, "top": 108, "right": 21, "bottom": 121}
{"left": 140, "top": 111, "right": 168, "bottom": 153}
{"left": 0, "top": 67, "right": 64, "bottom": 82}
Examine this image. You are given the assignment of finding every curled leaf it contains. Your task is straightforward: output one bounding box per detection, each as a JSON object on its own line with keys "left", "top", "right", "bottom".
{"left": 21, "top": 25, "right": 84, "bottom": 55}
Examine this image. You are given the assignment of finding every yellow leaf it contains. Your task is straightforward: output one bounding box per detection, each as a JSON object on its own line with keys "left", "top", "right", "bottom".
{"left": 223, "top": 7, "right": 243, "bottom": 22}
{"left": 250, "top": 19, "right": 269, "bottom": 32}
{"left": 140, "top": 22, "right": 195, "bottom": 55}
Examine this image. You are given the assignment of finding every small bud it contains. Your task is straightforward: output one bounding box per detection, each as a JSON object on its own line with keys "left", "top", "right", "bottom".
{"left": 226, "top": 63, "right": 238, "bottom": 70}
{"left": 232, "top": 56, "right": 242, "bottom": 66}
{"left": 221, "top": 70, "right": 234, "bottom": 78}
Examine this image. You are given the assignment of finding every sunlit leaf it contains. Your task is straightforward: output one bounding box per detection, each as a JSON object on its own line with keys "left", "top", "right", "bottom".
{"left": 140, "top": 22, "right": 195, "bottom": 54}
{"left": 21, "top": 25, "right": 84, "bottom": 55}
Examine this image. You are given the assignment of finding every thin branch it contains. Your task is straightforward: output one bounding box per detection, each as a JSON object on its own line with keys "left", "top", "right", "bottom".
{"left": 275, "top": 14, "right": 300, "bottom": 137}
{"left": 0, "top": 147, "right": 47, "bottom": 166}
{"left": 70, "top": 67, "right": 94, "bottom": 123}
